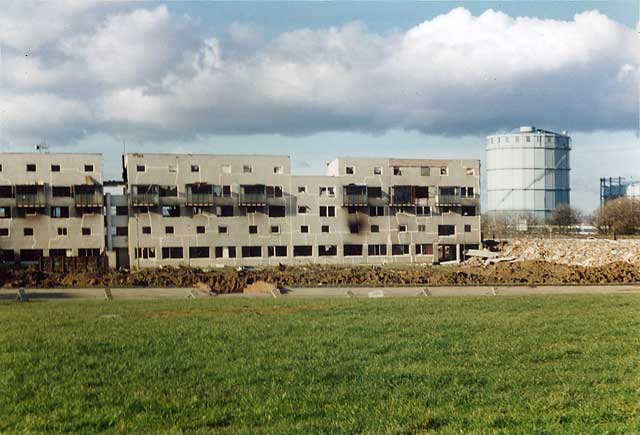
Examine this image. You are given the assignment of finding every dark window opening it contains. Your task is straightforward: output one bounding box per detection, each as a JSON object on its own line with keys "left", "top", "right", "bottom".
{"left": 301, "top": 225, "right": 309, "bottom": 233}
{"left": 23, "top": 228, "right": 34, "bottom": 236}
{"left": 321, "top": 225, "right": 329, "bottom": 233}
{"left": 0, "top": 207, "right": 11, "bottom": 218}
{"left": 142, "top": 226, "right": 151, "bottom": 234}
{"left": 159, "top": 185, "right": 178, "bottom": 197}
{"left": 319, "top": 245, "right": 337, "bottom": 256}
{"left": 116, "top": 227, "right": 128, "bottom": 236}
{"left": 416, "top": 244, "right": 434, "bottom": 255}
{"left": 438, "top": 225, "right": 456, "bottom": 236}
{"left": 51, "top": 207, "right": 70, "bottom": 218}
{"left": 0, "top": 228, "right": 8, "bottom": 236}
{"left": 367, "top": 187, "right": 382, "bottom": 198}
{"left": 165, "top": 226, "right": 174, "bottom": 234}
{"left": 267, "top": 246, "right": 287, "bottom": 257}
{"left": 249, "top": 225, "right": 258, "bottom": 234}
{"left": 51, "top": 164, "right": 61, "bottom": 172}
{"left": 465, "top": 225, "right": 472, "bottom": 233}
{"left": 196, "top": 226, "right": 205, "bottom": 234}
{"left": 266, "top": 186, "right": 283, "bottom": 197}
{"left": 370, "top": 225, "right": 379, "bottom": 233}
{"left": 462, "top": 206, "right": 476, "bottom": 216}
{"left": 20, "top": 249, "right": 43, "bottom": 261}
{"left": 82, "top": 227, "right": 91, "bottom": 236}
{"left": 116, "top": 206, "right": 128, "bottom": 216}
{"left": 52, "top": 186, "right": 72, "bottom": 197}
{"left": 0, "top": 186, "right": 13, "bottom": 198}
{"left": 162, "top": 206, "right": 180, "bottom": 217}
{"left": 49, "top": 249, "right": 67, "bottom": 257}
{"left": 392, "top": 244, "right": 410, "bottom": 255}
{"left": 415, "top": 186, "right": 429, "bottom": 198}
{"left": 84, "top": 164, "right": 94, "bottom": 172}
{"left": 161, "top": 247, "right": 183, "bottom": 259}
{"left": 368, "top": 244, "right": 387, "bottom": 256}
{"left": 218, "top": 205, "right": 234, "bottom": 217}
{"left": 26, "top": 164, "right": 36, "bottom": 172}
{"left": 344, "top": 244, "right": 363, "bottom": 256}
{"left": 189, "top": 247, "right": 210, "bottom": 259}
{"left": 241, "top": 246, "right": 262, "bottom": 258}
{"left": 79, "top": 248, "right": 101, "bottom": 257}
{"left": 349, "top": 224, "right": 359, "bottom": 234}
{"left": 136, "top": 164, "right": 146, "bottom": 172}
{"left": 293, "top": 245, "right": 313, "bottom": 257}
{"left": 268, "top": 206, "right": 285, "bottom": 217}
{"left": 0, "top": 250, "right": 15, "bottom": 262}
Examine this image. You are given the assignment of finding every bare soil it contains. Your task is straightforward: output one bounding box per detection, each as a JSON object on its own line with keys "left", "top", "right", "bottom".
{"left": 1, "top": 261, "right": 638, "bottom": 292}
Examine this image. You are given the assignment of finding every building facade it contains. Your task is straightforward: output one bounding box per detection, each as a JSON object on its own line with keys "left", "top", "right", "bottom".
{"left": 123, "top": 154, "right": 480, "bottom": 268}
{"left": 0, "top": 153, "right": 104, "bottom": 263}
{"left": 0, "top": 152, "right": 481, "bottom": 267}
{"left": 600, "top": 177, "right": 640, "bottom": 205}
{"left": 486, "top": 126, "right": 571, "bottom": 219}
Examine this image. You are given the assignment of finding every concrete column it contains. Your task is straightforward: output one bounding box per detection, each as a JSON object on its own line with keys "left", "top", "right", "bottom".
{"left": 105, "top": 193, "right": 113, "bottom": 251}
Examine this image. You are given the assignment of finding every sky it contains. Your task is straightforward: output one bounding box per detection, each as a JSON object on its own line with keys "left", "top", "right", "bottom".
{"left": 1, "top": 1, "right": 638, "bottom": 213}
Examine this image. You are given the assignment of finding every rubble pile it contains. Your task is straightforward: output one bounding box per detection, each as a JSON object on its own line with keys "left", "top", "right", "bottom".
{"left": 500, "top": 239, "right": 640, "bottom": 267}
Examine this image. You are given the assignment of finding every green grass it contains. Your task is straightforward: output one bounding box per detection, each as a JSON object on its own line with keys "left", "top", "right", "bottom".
{"left": 1, "top": 295, "right": 639, "bottom": 434}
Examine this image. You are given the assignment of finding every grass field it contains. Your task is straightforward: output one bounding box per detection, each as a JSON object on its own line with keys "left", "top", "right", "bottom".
{"left": 1, "top": 295, "right": 639, "bottom": 434}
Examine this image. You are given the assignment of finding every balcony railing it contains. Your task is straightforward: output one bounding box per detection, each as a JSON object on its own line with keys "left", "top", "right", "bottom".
{"left": 16, "top": 193, "right": 46, "bottom": 208}
{"left": 74, "top": 192, "right": 103, "bottom": 208}
{"left": 342, "top": 186, "right": 368, "bottom": 206}
{"left": 186, "top": 192, "right": 214, "bottom": 206}
{"left": 239, "top": 185, "right": 267, "bottom": 206}
{"left": 131, "top": 192, "right": 159, "bottom": 207}
{"left": 389, "top": 186, "right": 415, "bottom": 206}
{"left": 436, "top": 194, "right": 479, "bottom": 205}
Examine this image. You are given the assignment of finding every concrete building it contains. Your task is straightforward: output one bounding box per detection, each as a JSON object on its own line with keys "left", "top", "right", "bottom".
{"left": 123, "top": 154, "right": 481, "bottom": 267}
{"left": 0, "top": 153, "right": 104, "bottom": 263}
{"left": 486, "top": 126, "right": 571, "bottom": 219}
{"left": 0, "top": 152, "right": 480, "bottom": 267}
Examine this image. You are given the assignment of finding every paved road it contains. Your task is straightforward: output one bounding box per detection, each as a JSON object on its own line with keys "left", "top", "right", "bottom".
{"left": 1, "top": 285, "right": 639, "bottom": 301}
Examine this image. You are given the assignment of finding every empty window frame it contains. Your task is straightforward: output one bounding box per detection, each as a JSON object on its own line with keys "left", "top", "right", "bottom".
{"left": 343, "top": 244, "right": 363, "bottom": 256}
{"left": 273, "top": 166, "right": 283, "bottom": 174}
{"left": 368, "top": 244, "right": 387, "bottom": 256}
{"left": 191, "top": 164, "right": 200, "bottom": 172}
{"left": 116, "top": 227, "right": 128, "bottom": 236}
{"left": 392, "top": 244, "right": 410, "bottom": 255}
{"left": 370, "top": 224, "right": 379, "bottom": 233}
{"left": 417, "top": 224, "right": 426, "bottom": 232}
{"left": 393, "top": 166, "right": 402, "bottom": 176}
{"left": 243, "top": 165, "right": 252, "bottom": 174}
{"left": 464, "top": 225, "right": 472, "bottom": 233}
{"left": 0, "top": 186, "right": 12, "bottom": 198}
{"left": 142, "top": 226, "right": 151, "bottom": 234}
{"left": 367, "top": 187, "right": 383, "bottom": 198}
{"left": 319, "top": 206, "right": 336, "bottom": 217}
{"left": 161, "top": 247, "right": 184, "bottom": 259}
{"left": 462, "top": 206, "right": 476, "bottom": 216}
{"left": 266, "top": 186, "right": 283, "bottom": 198}
{"left": 321, "top": 225, "right": 329, "bottom": 233}
{"left": 440, "top": 167, "right": 449, "bottom": 175}
{"left": 415, "top": 243, "right": 434, "bottom": 255}
{"left": 51, "top": 207, "right": 70, "bottom": 218}
{"left": 438, "top": 225, "right": 456, "bottom": 236}
{"left": 116, "top": 206, "right": 129, "bottom": 216}
{"left": 300, "top": 225, "right": 309, "bottom": 233}
{"left": 24, "top": 228, "right": 34, "bottom": 236}
{"left": 293, "top": 245, "right": 312, "bottom": 257}
{"left": 26, "top": 164, "right": 36, "bottom": 172}
{"left": 189, "top": 246, "right": 210, "bottom": 259}
{"left": 0, "top": 228, "right": 8, "bottom": 237}
{"left": 57, "top": 227, "right": 68, "bottom": 236}
{"left": 136, "top": 164, "right": 146, "bottom": 172}
{"left": 82, "top": 227, "right": 91, "bottom": 236}
{"left": 241, "top": 246, "right": 261, "bottom": 258}
{"left": 369, "top": 206, "right": 384, "bottom": 217}
{"left": 218, "top": 205, "right": 234, "bottom": 217}
{"left": 270, "top": 225, "right": 280, "bottom": 234}
{"left": 268, "top": 206, "right": 285, "bottom": 217}
{"left": 248, "top": 225, "right": 258, "bottom": 234}
{"left": 414, "top": 186, "right": 429, "bottom": 199}
{"left": 165, "top": 226, "right": 174, "bottom": 234}
{"left": 52, "top": 186, "right": 72, "bottom": 197}
{"left": 318, "top": 245, "right": 337, "bottom": 256}
{"left": 349, "top": 223, "right": 359, "bottom": 234}
{"left": 159, "top": 186, "right": 178, "bottom": 197}
{"left": 345, "top": 166, "right": 355, "bottom": 175}
{"left": 161, "top": 206, "right": 180, "bottom": 217}
{"left": 319, "top": 186, "right": 335, "bottom": 197}
{"left": 298, "top": 206, "right": 310, "bottom": 214}
{"left": 416, "top": 206, "right": 430, "bottom": 216}
{"left": 218, "top": 226, "right": 228, "bottom": 234}
{"left": 135, "top": 247, "right": 156, "bottom": 259}
{"left": 196, "top": 226, "right": 205, "bottom": 234}
{"left": 398, "top": 224, "right": 407, "bottom": 232}
{"left": 51, "top": 164, "right": 61, "bottom": 172}
{"left": 267, "top": 246, "right": 287, "bottom": 257}
{"left": 297, "top": 186, "right": 307, "bottom": 194}
{"left": 0, "top": 207, "right": 11, "bottom": 218}
{"left": 84, "top": 164, "right": 94, "bottom": 172}
{"left": 78, "top": 248, "right": 100, "bottom": 257}
{"left": 461, "top": 187, "right": 475, "bottom": 197}
{"left": 373, "top": 167, "right": 382, "bottom": 175}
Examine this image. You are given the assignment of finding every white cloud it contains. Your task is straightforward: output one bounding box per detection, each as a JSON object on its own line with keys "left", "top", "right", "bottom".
{"left": 1, "top": 5, "right": 638, "bottom": 147}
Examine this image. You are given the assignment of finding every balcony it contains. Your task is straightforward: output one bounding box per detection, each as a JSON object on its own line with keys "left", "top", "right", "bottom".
{"left": 366, "top": 186, "right": 387, "bottom": 206}
{"left": 239, "top": 185, "right": 267, "bottom": 206}
{"left": 131, "top": 185, "right": 159, "bottom": 207}
{"left": 15, "top": 185, "right": 46, "bottom": 208}
{"left": 186, "top": 184, "right": 214, "bottom": 206}
{"left": 266, "top": 186, "right": 285, "bottom": 206}
{"left": 342, "top": 185, "right": 367, "bottom": 206}
{"left": 74, "top": 185, "right": 103, "bottom": 208}
{"left": 389, "top": 186, "right": 415, "bottom": 206}
{"left": 436, "top": 194, "right": 462, "bottom": 205}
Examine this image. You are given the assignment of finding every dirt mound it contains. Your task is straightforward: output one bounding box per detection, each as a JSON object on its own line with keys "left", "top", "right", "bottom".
{"left": 244, "top": 280, "right": 277, "bottom": 294}
{"left": 1, "top": 261, "right": 638, "bottom": 292}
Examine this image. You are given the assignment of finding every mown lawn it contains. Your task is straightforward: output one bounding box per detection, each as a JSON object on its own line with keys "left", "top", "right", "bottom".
{"left": 0, "top": 295, "right": 639, "bottom": 434}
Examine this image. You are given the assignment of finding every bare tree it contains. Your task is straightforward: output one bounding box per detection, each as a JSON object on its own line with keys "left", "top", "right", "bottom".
{"left": 546, "top": 204, "right": 581, "bottom": 234}
{"left": 593, "top": 197, "right": 640, "bottom": 239}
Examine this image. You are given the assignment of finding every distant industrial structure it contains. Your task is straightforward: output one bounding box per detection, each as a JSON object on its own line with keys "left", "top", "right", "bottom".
{"left": 600, "top": 177, "right": 640, "bottom": 205}
{"left": 0, "top": 152, "right": 481, "bottom": 268}
{"left": 486, "top": 126, "right": 571, "bottom": 219}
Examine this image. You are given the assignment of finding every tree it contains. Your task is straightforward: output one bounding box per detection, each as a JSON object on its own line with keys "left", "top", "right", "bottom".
{"left": 593, "top": 197, "right": 640, "bottom": 239}
{"left": 546, "top": 204, "right": 581, "bottom": 233}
